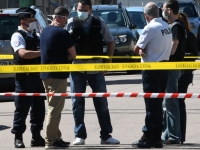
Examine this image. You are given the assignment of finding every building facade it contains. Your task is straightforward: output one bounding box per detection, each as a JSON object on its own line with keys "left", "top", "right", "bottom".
{"left": 0, "top": 0, "right": 195, "bottom": 16}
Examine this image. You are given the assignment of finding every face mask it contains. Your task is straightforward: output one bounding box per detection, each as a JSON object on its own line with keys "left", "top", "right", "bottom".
{"left": 162, "top": 9, "right": 169, "bottom": 21}
{"left": 26, "top": 22, "right": 36, "bottom": 32}
{"left": 77, "top": 11, "right": 89, "bottom": 21}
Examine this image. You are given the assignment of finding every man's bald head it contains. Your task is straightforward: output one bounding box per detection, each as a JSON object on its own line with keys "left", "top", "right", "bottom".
{"left": 144, "top": 2, "right": 159, "bottom": 18}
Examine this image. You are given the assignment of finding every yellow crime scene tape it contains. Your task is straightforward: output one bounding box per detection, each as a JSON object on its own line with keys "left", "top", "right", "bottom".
{"left": 76, "top": 56, "right": 200, "bottom": 59}
{"left": 0, "top": 62, "right": 200, "bottom": 73}
{"left": 0, "top": 55, "right": 14, "bottom": 59}
{"left": 0, "top": 55, "right": 200, "bottom": 60}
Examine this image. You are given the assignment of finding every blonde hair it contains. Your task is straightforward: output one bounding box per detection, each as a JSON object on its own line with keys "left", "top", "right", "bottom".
{"left": 178, "top": 12, "right": 191, "bottom": 32}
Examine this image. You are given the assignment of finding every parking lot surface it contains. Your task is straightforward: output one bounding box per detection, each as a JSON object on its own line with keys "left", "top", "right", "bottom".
{"left": 0, "top": 70, "right": 200, "bottom": 149}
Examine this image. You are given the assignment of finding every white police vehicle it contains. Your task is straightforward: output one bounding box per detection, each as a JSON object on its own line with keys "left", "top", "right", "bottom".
{"left": 0, "top": 6, "right": 48, "bottom": 102}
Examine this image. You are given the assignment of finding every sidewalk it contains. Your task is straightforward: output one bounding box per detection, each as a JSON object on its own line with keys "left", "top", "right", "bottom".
{"left": 0, "top": 70, "right": 200, "bottom": 149}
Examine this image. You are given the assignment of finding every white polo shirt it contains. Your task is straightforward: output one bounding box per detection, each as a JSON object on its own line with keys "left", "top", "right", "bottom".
{"left": 136, "top": 17, "right": 172, "bottom": 62}
{"left": 11, "top": 26, "right": 40, "bottom": 52}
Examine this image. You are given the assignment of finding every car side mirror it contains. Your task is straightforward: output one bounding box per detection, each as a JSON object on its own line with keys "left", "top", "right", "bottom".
{"left": 130, "top": 23, "right": 137, "bottom": 29}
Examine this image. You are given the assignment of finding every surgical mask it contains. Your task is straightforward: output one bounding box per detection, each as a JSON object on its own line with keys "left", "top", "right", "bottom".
{"left": 77, "top": 11, "right": 89, "bottom": 21}
{"left": 162, "top": 9, "right": 169, "bottom": 21}
{"left": 26, "top": 22, "right": 36, "bottom": 32}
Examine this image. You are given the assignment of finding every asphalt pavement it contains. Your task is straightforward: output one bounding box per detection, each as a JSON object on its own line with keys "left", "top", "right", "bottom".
{"left": 0, "top": 70, "right": 200, "bottom": 149}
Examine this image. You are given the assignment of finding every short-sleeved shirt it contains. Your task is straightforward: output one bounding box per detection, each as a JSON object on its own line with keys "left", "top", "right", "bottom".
{"left": 65, "top": 15, "right": 114, "bottom": 74}
{"left": 40, "top": 26, "right": 73, "bottom": 79}
{"left": 11, "top": 26, "right": 40, "bottom": 52}
{"left": 169, "top": 19, "right": 185, "bottom": 61}
{"left": 136, "top": 17, "right": 172, "bottom": 62}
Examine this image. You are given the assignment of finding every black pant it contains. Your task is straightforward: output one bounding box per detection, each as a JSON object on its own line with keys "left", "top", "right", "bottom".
{"left": 142, "top": 70, "right": 169, "bottom": 139}
{"left": 178, "top": 71, "right": 193, "bottom": 143}
{"left": 11, "top": 74, "right": 45, "bottom": 134}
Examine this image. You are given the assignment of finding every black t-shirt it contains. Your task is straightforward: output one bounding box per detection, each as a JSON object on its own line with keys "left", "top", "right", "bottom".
{"left": 40, "top": 26, "right": 73, "bottom": 79}
{"left": 169, "top": 19, "right": 185, "bottom": 61}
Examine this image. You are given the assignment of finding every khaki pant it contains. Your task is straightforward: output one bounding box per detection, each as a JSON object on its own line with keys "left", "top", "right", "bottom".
{"left": 42, "top": 78, "right": 67, "bottom": 146}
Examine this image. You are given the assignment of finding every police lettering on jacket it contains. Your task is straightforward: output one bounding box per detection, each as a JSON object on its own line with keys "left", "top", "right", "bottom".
{"left": 161, "top": 28, "right": 171, "bottom": 36}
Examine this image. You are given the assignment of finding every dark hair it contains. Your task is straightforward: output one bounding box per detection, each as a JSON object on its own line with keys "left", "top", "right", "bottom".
{"left": 78, "top": 0, "right": 92, "bottom": 9}
{"left": 54, "top": 6, "right": 69, "bottom": 16}
{"left": 165, "top": 0, "right": 179, "bottom": 15}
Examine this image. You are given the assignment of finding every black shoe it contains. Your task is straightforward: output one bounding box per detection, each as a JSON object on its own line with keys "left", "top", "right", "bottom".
{"left": 163, "top": 140, "right": 180, "bottom": 144}
{"left": 133, "top": 139, "right": 163, "bottom": 148}
{"left": 45, "top": 140, "right": 69, "bottom": 149}
{"left": 31, "top": 136, "right": 45, "bottom": 147}
{"left": 59, "top": 139, "right": 70, "bottom": 146}
{"left": 138, "top": 133, "right": 150, "bottom": 142}
{"left": 15, "top": 139, "right": 25, "bottom": 148}
{"left": 132, "top": 133, "right": 150, "bottom": 146}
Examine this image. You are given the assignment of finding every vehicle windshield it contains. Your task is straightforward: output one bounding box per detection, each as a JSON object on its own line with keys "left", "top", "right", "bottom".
{"left": 70, "top": 10, "right": 127, "bottom": 28}
{"left": 128, "top": 11, "right": 147, "bottom": 29}
{"left": 0, "top": 16, "right": 19, "bottom": 40}
{"left": 93, "top": 10, "right": 126, "bottom": 28}
{"left": 179, "top": 3, "right": 198, "bottom": 17}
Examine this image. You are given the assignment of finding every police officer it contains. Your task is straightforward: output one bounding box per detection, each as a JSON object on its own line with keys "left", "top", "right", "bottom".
{"left": 10, "top": 7, "right": 45, "bottom": 148}
{"left": 132, "top": 2, "right": 172, "bottom": 148}
{"left": 66, "top": 0, "right": 120, "bottom": 145}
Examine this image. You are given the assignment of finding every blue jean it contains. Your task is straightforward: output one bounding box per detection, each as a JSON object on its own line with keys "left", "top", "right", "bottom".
{"left": 70, "top": 72, "right": 112, "bottom": 140}
{"left": 142, "top": 70, "right": 169, "bottom": 139}
{"left": 162, "top": 70, "right": 181, "bottom": 142}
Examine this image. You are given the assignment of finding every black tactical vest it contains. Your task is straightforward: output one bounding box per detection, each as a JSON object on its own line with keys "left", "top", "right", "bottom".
{"left": 71, "top": 16, "right": 104, "bottom": 55}
{"left": 14, "top": 30, "right": 40, "bottom": 65}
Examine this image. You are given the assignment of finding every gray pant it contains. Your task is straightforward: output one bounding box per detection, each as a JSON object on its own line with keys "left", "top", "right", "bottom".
{"left": 162, "top": 70, "right": 181, "bottom": 142}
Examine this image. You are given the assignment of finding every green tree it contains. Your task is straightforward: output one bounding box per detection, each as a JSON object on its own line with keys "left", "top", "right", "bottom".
{"left": 20, "top": 0, "right": 35, "bottom": 7}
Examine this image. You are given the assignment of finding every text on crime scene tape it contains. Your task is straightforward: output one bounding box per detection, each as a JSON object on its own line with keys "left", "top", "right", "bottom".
{"left": 0, "top": 62, "right": 200, "bottom": 73}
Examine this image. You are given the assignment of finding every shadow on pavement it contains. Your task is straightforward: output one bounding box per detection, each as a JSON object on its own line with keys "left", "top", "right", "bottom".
{"left": 0, "top": 125, "right": 11, "bottom": 131}
{"left": 105, "top": 79, "right": 142, "bottom": 85}
{"left": 69, "top": 144, "right": 133, "bottom": 149}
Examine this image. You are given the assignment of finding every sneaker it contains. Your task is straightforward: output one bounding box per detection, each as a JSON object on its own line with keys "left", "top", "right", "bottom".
{"left": 31, "top": 136, "right": 45, "bottom": 147}
{"left": 45, "top": 140, "right": 69, "bottom": 149}
{"left": 73, "top": 138, "right": 85, "bottom": 145}
{"left": 101, "top": 137, "right": 120, "bottom": 144}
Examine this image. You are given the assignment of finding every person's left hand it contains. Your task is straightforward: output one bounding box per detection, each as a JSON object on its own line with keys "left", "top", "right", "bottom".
{"left": 100, "top": 59, "right": 112, "bottom": 75}
{"left": 139, "top": 49, "right": 146, "bottom": 57}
